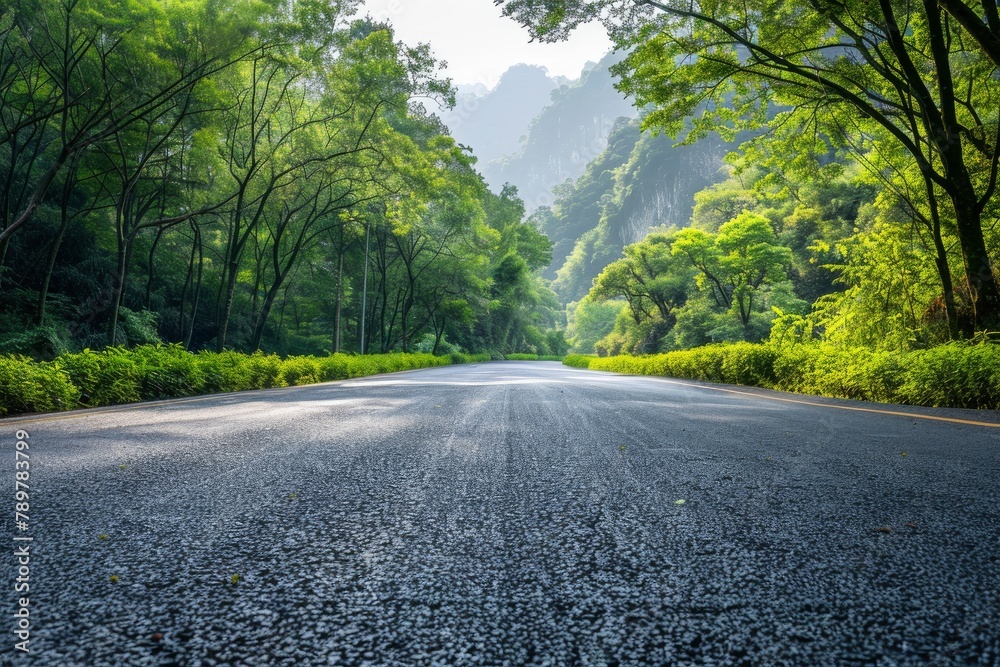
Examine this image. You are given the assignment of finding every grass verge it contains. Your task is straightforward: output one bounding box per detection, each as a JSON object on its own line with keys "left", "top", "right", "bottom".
{"left": 564, "top": 341, "right": 1000, "bottom": 410}
{"left": 0, "top": 345, "right": 457, "bottom": 417}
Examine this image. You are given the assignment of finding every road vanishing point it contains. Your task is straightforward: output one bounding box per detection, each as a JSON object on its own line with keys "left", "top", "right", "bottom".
{"left": 2, "top": 361, "right": 998, "bottom": 666}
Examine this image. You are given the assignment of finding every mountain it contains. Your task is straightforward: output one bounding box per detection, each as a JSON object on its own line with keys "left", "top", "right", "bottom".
{"left": 481, "top": 52, "right": 637, "bottom": 212}
{"left": 443, "top": 56, "right": 734, "bottom": 306}
{"left": 533, "top": 118, "right": 734, "bottom": 301}
{"left": 444, "top": 65, "right": 558, "bottom": 169}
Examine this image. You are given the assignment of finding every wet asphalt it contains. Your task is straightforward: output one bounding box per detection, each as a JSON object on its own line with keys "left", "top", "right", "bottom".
{"left": 1, "top": 361, "right": 999, "bottom": 666}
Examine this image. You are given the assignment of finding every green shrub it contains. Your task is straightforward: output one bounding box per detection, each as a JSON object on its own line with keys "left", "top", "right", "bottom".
{"left": 898, "top": 343, "right": 1000, "bottom": 409}
{"left": 507, "top": 353, "right": 539, "bottom": 361}
{"left": 279, "top": 356, "right": 322, "bottom": 386}
{"left": 565, "top": 340, "right": 1000, "bottom": 410}
{"left": 58, "top": 348, "right": 140, "bottom": 406}
{"left": 130, "top": 345, "right": 206, "bottom": 400}
{"left": 769, "top": 343, "right": 820, "bottom": 394}
{"left": 719, "top": 342, "right": 778, "bottom": 387}
{"left": 197, "top": 351, "right": 253, "bottom": 394}
{"left": 563, "top": 354, "right": 594, "bottom": 368}
{"left": 318, "top": 354, "right": 353, "bottom": 381}
{"left": 244, "top": 352, "right": 286, "bottom": 389}
{"left": 0, "top": 347, "right": 463, "bottom": 417}
{"left": 0, "top": 356, "right": 79, "bottom": 416}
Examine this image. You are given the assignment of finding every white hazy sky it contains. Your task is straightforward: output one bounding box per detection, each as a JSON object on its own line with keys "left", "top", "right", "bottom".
{"left": 356, "top": 0, "right": 612, "bottom": 88}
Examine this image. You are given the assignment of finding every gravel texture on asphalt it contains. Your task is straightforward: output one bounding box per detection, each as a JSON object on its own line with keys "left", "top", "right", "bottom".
{"left": 1, "top": 361, "right": 999, "bottom": 666}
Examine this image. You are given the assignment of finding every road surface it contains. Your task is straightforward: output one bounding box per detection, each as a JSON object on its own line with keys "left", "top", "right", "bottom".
{"left": 2, "top": 361, "right": 999, "bottom": 666}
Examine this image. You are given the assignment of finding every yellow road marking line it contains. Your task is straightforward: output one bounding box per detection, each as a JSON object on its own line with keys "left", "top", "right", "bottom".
{"left": 652, "top": 377, "right": 1000, "bottom": 429}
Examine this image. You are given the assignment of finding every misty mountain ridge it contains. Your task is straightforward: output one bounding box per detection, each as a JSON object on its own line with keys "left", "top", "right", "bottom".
{"left": 444, "top": 64, "right": 561, "bottom": 169}
{"left": 443, "top": 54, "right": 634, "bottom": 206}
{"left": 443, "top": 55, "right": 734, "bottom": 306}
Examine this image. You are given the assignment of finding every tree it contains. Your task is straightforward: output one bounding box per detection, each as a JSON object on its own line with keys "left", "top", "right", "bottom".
{"left": 567, "top": 296, "right": 622, "bottom": 353}
{"left": 496, "top": 0, "right": 1000, "bottom": 331}
{"left": 591, "top": 230, "right": 691, "bottom": 328}
{"left": 674, "top": 212, "right": 793, "bottom": 335}
{"left": 0, "top": 0, "right": 254, "bottom": 251}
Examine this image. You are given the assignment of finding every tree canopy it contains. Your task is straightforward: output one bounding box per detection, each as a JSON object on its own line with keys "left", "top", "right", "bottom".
{"left": 0, "top": 0, "right": 566, "bottom": 359}
{"left": 498, "top": 0, "right": 1000, "bottom": 343}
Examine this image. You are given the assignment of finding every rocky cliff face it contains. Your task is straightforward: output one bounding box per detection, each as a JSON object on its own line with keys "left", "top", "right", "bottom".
{"left": 482, "top": 53, "right": 637, "bottom": 212}
{"left": 540, "top": 123, "right": 732, "bottom": 302}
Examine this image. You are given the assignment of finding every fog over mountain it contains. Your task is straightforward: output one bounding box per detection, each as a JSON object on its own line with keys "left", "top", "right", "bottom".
{"left": 443, "top": 55, "right": 635, "bottom": 209}
{"left": 444, "top": 65, "right": 560, "bottom": 170}
{"left": 482, "top": 53, "right": 637, "bottom": 213}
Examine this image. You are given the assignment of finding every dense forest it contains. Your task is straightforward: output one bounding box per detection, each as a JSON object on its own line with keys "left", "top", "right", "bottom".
{"left": 494, "top": 0, "right": 1000, "bottom": 359}
{"left": 5, "top": 0, "right": 1000, "bottom": 386}
{"left": 0, "top": 0, "right": 566, "bottom": 360}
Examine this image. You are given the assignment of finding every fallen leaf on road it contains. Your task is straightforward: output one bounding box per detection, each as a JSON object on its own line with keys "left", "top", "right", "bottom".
{"left": 674, "top": 499, "right": 686, "bottom": 505}
{"left": 873, "top": 527, "right": 892, "bottom": 533}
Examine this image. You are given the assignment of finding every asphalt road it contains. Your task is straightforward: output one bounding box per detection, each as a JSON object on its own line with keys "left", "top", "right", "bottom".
{"left": 2, "top": 361, "right": 999, "bottom": 666}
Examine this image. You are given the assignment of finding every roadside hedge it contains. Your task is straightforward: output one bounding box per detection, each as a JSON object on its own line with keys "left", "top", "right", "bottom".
{"left": 0, "top": 345, "right": 454, "bottom": 417}
{"left": 564, "top": 341, "right": 1000, "bottom": 410}
{"left": 506, "top": 353, "right": 565, "bottom": 361}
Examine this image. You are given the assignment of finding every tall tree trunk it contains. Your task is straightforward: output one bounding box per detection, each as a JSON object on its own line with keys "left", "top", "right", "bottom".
{"left": 250, "top": 276, "right": 287, "bottom": 351}
{"left": 184, "top": 226, "right": 204, "bottom": 350}
{"left": 952, "top": 196, "right": 1000, "bottom": 328}
{"left": 144, "top": 226, "right": 167, "bottom": 310}
{"left": 36, "top": 160, "right": 79, "bottom": 324}
{"left": 924, "top": 0, "right": 1000, "bottom": 329}
{"left": 921, "top": 179, "right": 961, "bottom": 338}
{"left": 107, "top": 238, "right": 133, "bottom": 347}
{"left": 216, "top": 262, "right": 239, "bottom": 351}
{"left": 333, "top": 244, "right": 344, "bottom": 353}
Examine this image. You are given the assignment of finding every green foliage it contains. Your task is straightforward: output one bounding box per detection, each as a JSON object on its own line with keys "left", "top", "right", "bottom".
{"left": 0, "top": 356, "right": 79, "bottom": 416}
{"left": 505, "top": 352, "right": 565, "bottom": 360}
{"left": 898, "top": 345, "right": 1000, "bottom": 409}
{"left": 0, "top": 348, "right": 453, "bottom": 416}
{"left": 197, "top": 351, "right": 255, "bottom": 394}
{"left": 545, "top": 329, "right": 569, "bottom": 357}
{"left": 562, "top": 353, "right": 594, "bottom": 368}
{"left": 0, "top": 325, "right": 73, "bottom": 360}
{"left": 0, "top": 1, "right": 555, "bottom": 365}
{"left": 59, "top": 349, "right": 141, "bottom": 406}
{"left": 585, "top": 215, "right": 798, "bottom": 354}
{"left": 567, "top": 340, "right": 1000, "bottom": 409}
{"left": 242, "top": 353, "right": 287, "bottom": 389}
{"left": 566, "top": 297, "right": 622, "bottom": 354}
{"left": 448, "top": 352, "right": 492, "bottom": 364}
{"left": 117, "top": 308, "right": 163, "bottom": 347}
{"left": 279, "top": 357, "right": 323, "bottom": 387}
{"left": 131, "top": 345, "right": 206, "bottom": 400}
